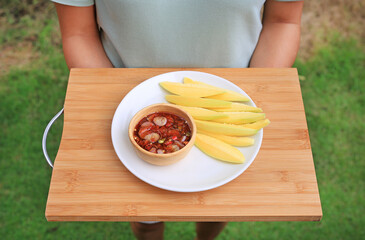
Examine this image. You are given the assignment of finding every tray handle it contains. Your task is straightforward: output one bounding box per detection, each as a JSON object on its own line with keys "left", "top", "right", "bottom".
{"left": 42, "top": 108, "right": 64, "bottom": 168}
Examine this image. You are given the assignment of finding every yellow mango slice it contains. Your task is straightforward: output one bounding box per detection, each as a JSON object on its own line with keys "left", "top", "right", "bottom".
{"left": 206, "top": 92, "right": 249, "bottom": 102}
{"left": 183, "top": 77, "right": 195, "bottom": 84}
{"left": 194, "top": 120, "right": 258, "bottom": 136}
{"left": 212, "top": 103, "right": 263, "bottom": 113}
{"left": 177, "top": 106, "right": 228, "bottom": 120}
{"left": 160, "top": 82, "right": 225, "bottom": 97}
{"left": 195, "top": 133, "right": 245, "bottom": 164}
{"left": 165, "top": 95, "right": 231, "bottom": 109}
{"left": 241, "top": 119, "right": 271, "bottom": 130}
{"left": 197, "top": 130, "right": 254, "bottom": 146}
{"left": 210, "top": 112, "right": 265, "bottom": 124}
{"left": 183, "top": 77, "right": 249, "bottom": 102}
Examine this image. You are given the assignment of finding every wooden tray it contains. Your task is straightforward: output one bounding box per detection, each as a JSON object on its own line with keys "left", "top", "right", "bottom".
{"left": 45, "top": 68, "right": 322, "bottom": 221}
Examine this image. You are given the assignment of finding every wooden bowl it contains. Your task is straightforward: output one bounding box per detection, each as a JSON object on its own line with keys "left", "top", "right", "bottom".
{"left": 128, "top": 103, "right": 196, "bottom": 166}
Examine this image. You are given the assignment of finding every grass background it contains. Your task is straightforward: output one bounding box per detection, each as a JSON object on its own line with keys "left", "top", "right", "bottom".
{"left": 0, "top": 1, "right": 364, "bottom": 239}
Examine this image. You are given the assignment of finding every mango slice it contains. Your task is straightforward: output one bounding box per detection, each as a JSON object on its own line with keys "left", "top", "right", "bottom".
{"left": 165, "top": 95, "right": 231, "bottom": 109}
{"left": 206, "top": 92, "right": 250, "bottom": 102}
{"left": 160, "top": 82, "right": 225, "bottom": 97}
{"left": 183, "top": 77, "right": 249, "bottom": 102}
{"left": 197, "top": 130, "right": 254, "bottom": 146}
{"left": 194, "top": 120, "right": 258, "bottom": 136}
{"left": 210, "top": 112, "right": 265, "bottom": 124}
{"left": 183, "top": 77, "right": 195, "bottom": 84}
{"left": 177, "top": 106, "right": 228, "bottom": 120}
{"left": 195, "top": 134, "right": 245, "bottom": 163}
{"left": 212, "top": 103, "right": 263, "bottom": 113}
{"left": 241, "top": 119, "right": 271, "bottom": 130}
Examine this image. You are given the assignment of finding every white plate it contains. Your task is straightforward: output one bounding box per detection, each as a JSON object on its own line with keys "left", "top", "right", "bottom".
{"left": 111, "top": 71, "right": 262, "bottom": 192}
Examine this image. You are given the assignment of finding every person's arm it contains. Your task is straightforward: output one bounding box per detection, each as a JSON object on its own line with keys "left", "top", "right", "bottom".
{"left": 54, "top": 3, "right": 113, "bottom": 69}
{"left": 249, "top": 0, "right": 303, "bottom": 68}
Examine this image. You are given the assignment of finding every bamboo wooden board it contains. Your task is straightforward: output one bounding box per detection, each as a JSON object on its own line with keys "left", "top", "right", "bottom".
{"left": 45, "top": 68, "right": 322, "bottom": 221}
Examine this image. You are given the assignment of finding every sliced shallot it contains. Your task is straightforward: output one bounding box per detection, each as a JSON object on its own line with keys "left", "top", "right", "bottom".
{"left": 174, "top": 140, "right": 185, "bottom": 148}
{"left": 166, "top": 144, "right": 180, "bottom": 152}
{"left": 141, "top": 121, "right": 154, "bottom": 128}
{"left": 153, "top": 116, "right": 167, "bottom": 126}
{"left": 144, "top": 132, "right": 160, "bottom": 142}
{"left": 157, "top": 149, "right": 164, "bottom": 154}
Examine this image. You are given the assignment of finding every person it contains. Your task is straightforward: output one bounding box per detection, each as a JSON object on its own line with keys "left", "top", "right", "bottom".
{"left": 52, "top": 0, "right": 303, "bottom": 239}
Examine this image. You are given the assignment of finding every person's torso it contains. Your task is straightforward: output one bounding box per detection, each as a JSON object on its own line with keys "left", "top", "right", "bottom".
{"left": 96, "top": 0, "right": 265, "bottom": 68}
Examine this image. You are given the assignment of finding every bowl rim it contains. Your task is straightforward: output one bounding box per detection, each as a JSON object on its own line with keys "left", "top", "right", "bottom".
{"left": 128, "top": 103, "right": 196, "bottom": 159}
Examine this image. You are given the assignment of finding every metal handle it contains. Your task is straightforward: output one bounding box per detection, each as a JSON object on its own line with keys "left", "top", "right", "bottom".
{"left": 42, "top": 108, "right": 64, "bottom": 168}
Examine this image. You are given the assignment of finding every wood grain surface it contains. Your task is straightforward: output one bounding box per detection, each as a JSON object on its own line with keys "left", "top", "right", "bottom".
{"left": 45, "top": 68, "right": 322, "bottom": 221}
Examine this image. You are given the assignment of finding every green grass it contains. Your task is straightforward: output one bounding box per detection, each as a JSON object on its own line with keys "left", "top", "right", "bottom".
{"left": 1, "top": 13, "right": 364, "bottom": 240}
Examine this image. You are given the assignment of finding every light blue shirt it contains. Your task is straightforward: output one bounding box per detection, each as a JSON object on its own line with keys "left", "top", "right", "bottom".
{"left": 52, "top": 0, "right": 299, "bottom": 68}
